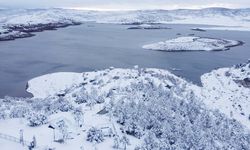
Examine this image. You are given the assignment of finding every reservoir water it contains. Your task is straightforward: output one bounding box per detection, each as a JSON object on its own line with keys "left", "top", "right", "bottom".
{"left": 0, "top": 23, "right": 249, "bottom": 97}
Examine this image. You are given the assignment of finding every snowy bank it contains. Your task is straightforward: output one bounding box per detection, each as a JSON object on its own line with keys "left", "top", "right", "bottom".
{"left": 27, "top": 72, "right": 83, "bottom": 98}
{"left": 142, "top": 36, "right": 243, "bottom": 51}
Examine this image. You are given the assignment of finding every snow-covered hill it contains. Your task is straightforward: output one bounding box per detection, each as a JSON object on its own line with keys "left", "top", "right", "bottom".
{"left": 27, "top": 67, "right": 196, "bottom": 99}
{"left": 1, "top": 63, "right": 250, "bottom": 149}
{"left": 26, "top": 61, "right": 250, "bottom": 131}
{"left": 1, "top": 7, "right": 249, "bottom": 26}
{"left": 1, "top": 7, "right": 250, "bottom": 41}
{"left": 201, "top": 60, "right": 250, "bottom": 129}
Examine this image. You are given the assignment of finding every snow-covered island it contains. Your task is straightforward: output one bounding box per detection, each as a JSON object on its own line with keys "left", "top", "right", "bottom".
{"left": 191, "top": 28, "right": 206, "bottom": 32}
{"left": 0, "top": 61, "right": 250, "bottom": 149}
{"left": 142, "top": 36, "right": 243, "bottom": 51}
{"left": 127, "top": 24, "right": 171, "bottom": 30}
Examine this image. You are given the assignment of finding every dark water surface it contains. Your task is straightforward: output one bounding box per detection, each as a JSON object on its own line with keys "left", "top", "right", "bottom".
{"left": 0, "top": 23, "right": 249, "bottom": 97}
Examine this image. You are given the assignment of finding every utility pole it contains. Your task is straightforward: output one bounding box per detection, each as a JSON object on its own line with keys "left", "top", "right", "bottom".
{"left": 19, "top": 129, "right": 24, "bottom": 146}
{"left": 32, "top": 136, "right": 37, "bottom": 148}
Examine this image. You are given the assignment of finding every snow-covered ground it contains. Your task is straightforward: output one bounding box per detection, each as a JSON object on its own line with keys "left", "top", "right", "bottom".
{"left": 27, "top": 67, "right": 196, "bottom": 99}
{"left": 26, "top": 63, "right": 250, "bottom": 131}
{"left": 201, "top": 60, "right": 250, "bottom": 129}
{"left": 142, "top": 36, "right": 242, "bottom": 51}
{"left": 1, "top": 67, "right": 199, "bottom": 149}
{"left": 27, "top": 72, "right": 84, "bottom": 99}
{"left": 0, "top": 110, "right": 140, "bottom": 150}
{"left": 0, "top": 62, "right": 250, "bottom": 149}
{"left": 0, "top": 138, "right": 24, "bottom": 150}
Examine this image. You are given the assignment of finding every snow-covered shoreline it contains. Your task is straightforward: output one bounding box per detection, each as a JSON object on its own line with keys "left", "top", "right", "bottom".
{"left": 26, "top": 61, "right": 250, "bottom": 129}
{"left": 1, "top": 7, "right": 250, "bottom": 41}
{"left": 27, "top": 67, "right": 196, "bottom": 99}
{"left": 0, "top": 22, "right": 81, "bottom": 41}
{"left": 26, "top": 72, "right": 84, "bottom": 99}
{"left": 142, "top": 36, "right": 243, "bottom": 51}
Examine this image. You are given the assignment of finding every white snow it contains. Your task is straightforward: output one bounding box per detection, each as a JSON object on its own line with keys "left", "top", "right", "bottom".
{"left": 26, "top": 63, "right": 250, "bottom": 132}
{"left": 142, "top": 36, "right": 241, "bottom": 51}
{"left": 27, "top": 72, "right": 83, "bottom": 98}
{"left": 3, "top": 67, "right": 196, "bottom": 150}
{"left": 27, "top": 68, "right": 195, "bottom": 99}
{"left": 201, "top": 62, "right": 250, "bottom": 129}
{"left": 0, "top": 138, "right": 24, "bottom": 150}
{"left": 1, "top": 9, "right": 77, "bottom": 25}
{"left": 1, "top": 62, "right": 249, "bottom": 149}
{"left": 0, "top": 27, "right": 5, "bottom": 32}
{"left": 127, "top": 24, "right": 171, "bottom": 30}
{"left": 203, "top": 26, "right": 250, "bottom": 31}
{"left": 137, "top": 24, "right": 152, "bottom": 28}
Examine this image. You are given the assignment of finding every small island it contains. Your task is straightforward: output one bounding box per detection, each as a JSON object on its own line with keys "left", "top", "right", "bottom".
{"left": 142, "top": 36, "right": 243, "bottom": 51}
{"left": 127, "top": 24, "right": 171, "bottom": 30}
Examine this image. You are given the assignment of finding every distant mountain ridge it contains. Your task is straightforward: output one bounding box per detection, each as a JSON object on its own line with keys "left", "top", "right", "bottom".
{"left": 1, "top": 7, "right": 250, "bottom": 41}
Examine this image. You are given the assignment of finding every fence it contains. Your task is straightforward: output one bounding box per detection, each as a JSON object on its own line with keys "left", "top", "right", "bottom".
{"left": 0, "top": 132, "right": 30, "bottom": 146}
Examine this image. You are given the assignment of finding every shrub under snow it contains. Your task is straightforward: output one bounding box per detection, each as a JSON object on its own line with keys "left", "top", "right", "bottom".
{"left": 27, "top": 112, "right": 48, "bottom": 127}
{"left": 86, "top": 127, "right": 104, "bottom": 143}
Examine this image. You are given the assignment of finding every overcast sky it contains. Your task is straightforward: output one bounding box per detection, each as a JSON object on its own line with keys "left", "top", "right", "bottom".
{"left": 1, "top": 0, "right": 250, "bottom": 10}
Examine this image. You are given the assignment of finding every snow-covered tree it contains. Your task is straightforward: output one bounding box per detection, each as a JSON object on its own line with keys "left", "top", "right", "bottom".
{"left": 28, "top": 136, "right": 37, "bottom": 149}
{"left": 10, "top": 105, "right": 30, "bottom": 118}
{"left": 141, "top": 131, "right": 159, "bottom": 150}
{"left": 57, "top": 120, "right": 69, "bottom": 143}
{"left": 0, "top": 107, "right": 8, "bottom": 119}
{"left": 75, "top": 88, "right": 89, "bottom": 104}
{"left": 52, "top": 97, "right": 73, "bottom": 112}
{"left": 120, "top": 135, "right": 130, "bottom": 150}
{"left": 107, "top": 81, "right": 250, "bottom": 149}
{"left": 27, "top": 111, "right": 48, "bottom": 127}
{"left": 113, "top": 135, "right": 120, "bottom": 149}
{"left": 73, "top": 107, "right": 84, "bottom": 127}
{"left": 86, "top": 127, "right": 104, "bottom": 143}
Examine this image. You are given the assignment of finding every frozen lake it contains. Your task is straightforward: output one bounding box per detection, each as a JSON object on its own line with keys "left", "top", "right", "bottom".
{"left": 0, "top": 23, "right": 250, "bottom": 97}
